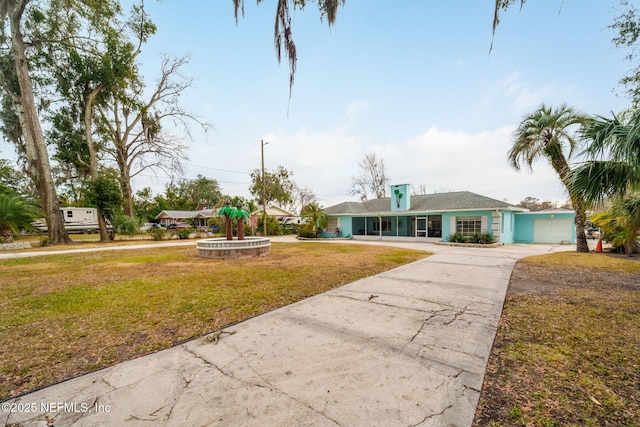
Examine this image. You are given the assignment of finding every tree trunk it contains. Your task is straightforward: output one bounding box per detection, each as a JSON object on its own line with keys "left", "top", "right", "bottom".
{"left": 10, "top": 4, "right": 71, "bottom": 245}
{"left": 121, "top": 168, "right": 134, "bottom": 218}
{"left": 97, "top": 211, "right": 112, "bottom": 241}
{"left": 2, "top": 227, "right": 14, "bottom": 244}
{"left": 573, "top": 201, "right": 590, "bottom": 253}
{"left": 84, "top": 84, "right": 111, "bottom": 242}
{"left": 625, "top": 240, "right": 635, "bottom": 257}
{"left": 553, "top": 152, "right": 589, "bottom": 253}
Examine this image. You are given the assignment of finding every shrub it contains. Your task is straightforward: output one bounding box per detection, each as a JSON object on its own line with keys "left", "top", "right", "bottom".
{"left": 448, "top": 232, "right": 466, "bottom": 243}
{"left": 476, "top": 233, "right": 495, "bottom": 244}
{"left": 257, "top": 216, "right": 282, "bottom": 236}
{"left": 151, "top": 228, "right": 166, "bottom": 241}
{"left": 114, "top": 215, "right": 138, "bottom": 237}
{"left": 282, "top": 223, "right": 300, "bottom": 235}
{"left": 0, "top": 194, "right": 41, "bottom": 244}
{"left": 297, "top": 223, "right": 317, "bottom": 238}
{"left": 447, "top": 232, "right": 494, "bottom": 244}
{"left": 175, "top": 227, "right": 193, "bottom": 240}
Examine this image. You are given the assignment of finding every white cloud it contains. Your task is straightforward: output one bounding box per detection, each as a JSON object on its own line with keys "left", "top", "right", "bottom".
{"left": 134, "top": 101, "right": 573, "bottom": 209}
{"left": 372, "top": 125, "right": 570, "bottom": 205}
{"left": 260, "top": 123, "right": 572, "bottom": 207}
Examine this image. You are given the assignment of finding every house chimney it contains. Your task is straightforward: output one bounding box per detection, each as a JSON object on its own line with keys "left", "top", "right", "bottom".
{"left": 390, "top": 184, "right": 410, "bottom": 211}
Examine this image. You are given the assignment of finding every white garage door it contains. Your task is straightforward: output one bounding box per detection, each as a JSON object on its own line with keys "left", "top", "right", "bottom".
{"left": 533, "top": 218, "right": 573, "bottom": 243}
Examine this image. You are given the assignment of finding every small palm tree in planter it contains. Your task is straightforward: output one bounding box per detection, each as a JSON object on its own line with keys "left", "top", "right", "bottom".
{"left": 218, "top": 201, "right": 236, "bottom": 240}
{"left": 0, "top": 195, "right": 40, "bottom": 244}
{"left": 301, "top": 202, "right": 328, "bottom": 238}
{"left": 232, "top": 204, "right": 250, "bottom": 240}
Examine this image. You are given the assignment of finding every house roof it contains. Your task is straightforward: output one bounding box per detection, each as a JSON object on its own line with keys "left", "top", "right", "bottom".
{"left": 325, "top": 191, "right": 524, "bottom": 216}
{"left": 155, "top": 209, "right": 218, "bottom": 220}
{"left": 516, "top": 208, "right": 575, "bottom": 215}
{"left": 250, "top": 204, "right": 296, "bottom": 217}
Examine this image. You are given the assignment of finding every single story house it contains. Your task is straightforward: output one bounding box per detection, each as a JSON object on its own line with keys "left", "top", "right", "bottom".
{"left": 249, "top": 204, "right": 296, "bottom": 230}
{"left": 155, "top": 209, "right": 217, "bottom": 229}
{"left": 155, "top": 204, "right": 296, "bottom": 233}
{"left": 324, "top": 184, "right": 576, "bottom": 245}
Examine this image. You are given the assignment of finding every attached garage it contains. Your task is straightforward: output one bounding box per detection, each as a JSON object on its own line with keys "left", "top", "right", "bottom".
{"left": 514, "top": 210, "right": 576, "bottom": 244}
{"left": 533, "top": 218, "right": 574, "bottom": 244}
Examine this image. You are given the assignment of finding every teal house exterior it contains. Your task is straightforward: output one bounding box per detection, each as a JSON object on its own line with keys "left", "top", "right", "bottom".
{"left": 514, "top": 209, "right": 577, "bottom": 244}
{"left": 324, "top": 186, "right": 576, "bottom": 245}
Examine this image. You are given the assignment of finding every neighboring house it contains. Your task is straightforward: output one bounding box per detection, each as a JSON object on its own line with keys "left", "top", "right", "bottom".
{"left": 154, "top": 204, "right": 296, "bottom": 233}
{"left": 249, "top": 204, "right": 296, "bottom": 231}
{"left": 324, "top": 184, "right": 576, "bottom": 244}
{"left": 155, "top": 209, "right": 217, "bottom": 229}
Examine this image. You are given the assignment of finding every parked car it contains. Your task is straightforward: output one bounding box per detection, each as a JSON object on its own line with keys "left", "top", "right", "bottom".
{"left": 585, "top": 227, "right": 601, "bottom": 240}
{"left": 167, "top": 222, "right": 192, "bottom": 230}
{"left": 140, "top": 223, "right": 165, "bottom": 232}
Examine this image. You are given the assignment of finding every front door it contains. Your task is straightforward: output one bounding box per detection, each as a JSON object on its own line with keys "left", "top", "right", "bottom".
{"left": 416, "top": 217, "right": 427, "bottom": 237}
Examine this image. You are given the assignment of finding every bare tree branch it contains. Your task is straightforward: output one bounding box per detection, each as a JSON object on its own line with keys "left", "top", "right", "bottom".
{"left": 97, "top": 54, "right": 210, "bottom": 216}
{"left": 349, "top": 151, "right": 390, "bottom": 201}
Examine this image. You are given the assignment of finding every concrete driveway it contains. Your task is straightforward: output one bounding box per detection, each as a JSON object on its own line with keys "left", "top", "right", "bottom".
{"left": 1, "top": 240, "right": 574, "bottom": 427}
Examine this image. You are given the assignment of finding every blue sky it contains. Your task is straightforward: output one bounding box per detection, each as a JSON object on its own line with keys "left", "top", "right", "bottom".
{"left": 3, "top": 0, "right": 634, "bottom": 208}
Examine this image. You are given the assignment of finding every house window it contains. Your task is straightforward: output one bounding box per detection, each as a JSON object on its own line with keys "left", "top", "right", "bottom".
{"left": 428, "top": 215, "right": 442, "bottom": 237}
{"left": 66, "top": 210, "right": 73, "bottom": 218}
{"left": 373, "top": 217, "right": 391, "bottom": 232}
{"left": 456, "top": 216, "right": 482, "bottom": 236}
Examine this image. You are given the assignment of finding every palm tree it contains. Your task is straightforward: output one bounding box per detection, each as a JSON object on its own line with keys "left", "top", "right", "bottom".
{"left": 0, "top": 194, "right": 40, "bottom": 243}
{"left": 591, "top": 193, "right": 640, "bottom": 256}
{"left": 508, "top": 103, "right": 590, "bottom": 252}
{"left": 301, "top": 202, "right": 328, "bottom": 238}
{"left": 568, "top": 110, "right": 640, "bottom": 205}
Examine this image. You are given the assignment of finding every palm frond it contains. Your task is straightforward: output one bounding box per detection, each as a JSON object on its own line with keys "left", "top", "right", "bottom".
{"left": 567, "top": 161, "right": 639, "bottom": 205}
{"left": 509, "top": 103, "right": 587, "bottom": 172}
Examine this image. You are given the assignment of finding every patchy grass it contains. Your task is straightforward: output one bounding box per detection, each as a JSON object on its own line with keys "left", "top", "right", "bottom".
{"left": 0, "top": 242, "right": 428, "bottom": 400}
{"left": 474, "top": 252, "right": 640, "bottom": 427}
{"left": 9, "top": 232, "right": 207, "bottom": 251}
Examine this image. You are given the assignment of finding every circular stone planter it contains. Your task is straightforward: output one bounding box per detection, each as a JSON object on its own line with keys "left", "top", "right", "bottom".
{"left": 196, "top": 237, "right": 271, "bottom": 259}
{"left": 0, "top": 242, "right": 32, "bottom": 251}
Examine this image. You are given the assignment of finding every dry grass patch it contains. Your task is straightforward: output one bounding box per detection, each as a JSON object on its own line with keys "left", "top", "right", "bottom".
{"left": 0, "top": 242, "right": 428, "bottom": 400}
{"left": 474, "top": 252, "right": 640, "bottom": 427}
{"left": 7, "top": 233, "right": 174, "bottom": 252}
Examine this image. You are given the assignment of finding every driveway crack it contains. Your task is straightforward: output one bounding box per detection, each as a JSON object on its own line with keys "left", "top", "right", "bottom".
{"left": 227, "top": 345, "right": 345, "bottom": 426}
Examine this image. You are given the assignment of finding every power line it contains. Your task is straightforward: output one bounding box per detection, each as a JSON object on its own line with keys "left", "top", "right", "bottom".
{"left": 185, "top": 163, "right": 250, "bottom": 175}
{"left": 134, "top": 174, "right": 249, "bottom": 185}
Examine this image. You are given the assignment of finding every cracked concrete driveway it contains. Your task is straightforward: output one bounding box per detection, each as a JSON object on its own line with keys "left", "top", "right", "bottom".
{"left": 2, "top": 240, "right": 573, "bottom": 427}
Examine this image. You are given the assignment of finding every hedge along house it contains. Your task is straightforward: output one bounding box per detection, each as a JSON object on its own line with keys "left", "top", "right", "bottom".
{"left": 323, "top": 184, "right": 577, "bottom": 245}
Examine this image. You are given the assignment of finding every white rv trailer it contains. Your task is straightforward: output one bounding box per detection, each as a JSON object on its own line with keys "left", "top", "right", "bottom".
{"left": 32, "top": 207, "right": 102, "bottom": 233}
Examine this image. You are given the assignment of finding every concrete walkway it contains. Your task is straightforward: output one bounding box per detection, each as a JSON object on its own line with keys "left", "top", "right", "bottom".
{"left": 1, "top": 239, "right": 574, "bottom": 426}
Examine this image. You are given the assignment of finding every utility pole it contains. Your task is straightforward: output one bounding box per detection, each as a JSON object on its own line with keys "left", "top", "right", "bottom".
{"left": 261, "top": 139, "right": 268, "bottom": 236}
